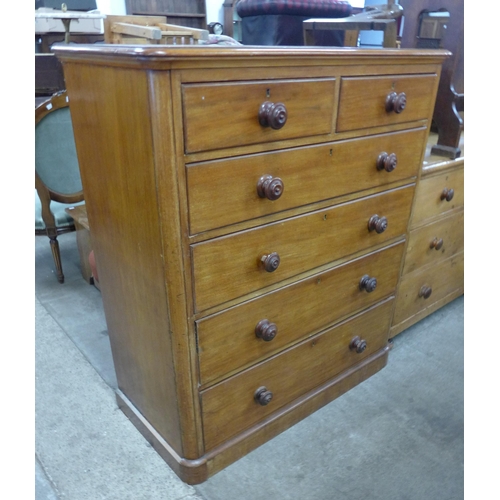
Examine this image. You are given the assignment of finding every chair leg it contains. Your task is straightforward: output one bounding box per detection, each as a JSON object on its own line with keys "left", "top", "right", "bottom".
{"left": 49, "top": 235, "right": 64, "bottom": 283}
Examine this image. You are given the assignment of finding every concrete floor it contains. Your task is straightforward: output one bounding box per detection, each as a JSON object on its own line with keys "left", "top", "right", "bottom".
{"left": 35, "top": 232, "right": 464, "bottom": 500}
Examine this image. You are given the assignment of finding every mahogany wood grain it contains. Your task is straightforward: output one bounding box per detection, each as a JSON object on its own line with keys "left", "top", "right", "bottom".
{"left": 181, "top": 78, "right": 335, "bottom": 153}
{"left": 186, "top": 128, "right": 427, "bottom": 234}
{"left": 402, "top": 210, "right": 464, "bottom": 276}
{"left": 411, "top": 165, "right": 464, "bottom": 226}
{"left": 197, "top": 242, "right": 405, "bottom": 386}
{"left": 392, "top": 252, "right": 463, "bottom": 326}
{"left": 192, "top": 185, "right": 414, "bottom": 311}
{"left": 337, "top": 74, "right": 438, "bottom": 132}
{"left": 201, "top": 299, "right": 394, "bottom": 450}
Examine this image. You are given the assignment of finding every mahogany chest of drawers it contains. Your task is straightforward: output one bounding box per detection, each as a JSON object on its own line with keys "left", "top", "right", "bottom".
{"left": 55, "top": 45, "right": 448, "bottom": 483}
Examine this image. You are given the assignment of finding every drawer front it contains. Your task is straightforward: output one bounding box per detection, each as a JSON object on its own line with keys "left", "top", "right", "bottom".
{"left": 411, "top": 166, "right": 464, "bottom": 226}
{"left": 393, "top": 252, "right": 464, "bottom": 326}
{"left": 337, "top": 74, "right": 438, "bottom": 132}
{"left": 403, "top": 210, "right": 464, "bottom": 276}
{"left": 182, "top": 78, "right": 335, "bottom": 153}
{"left": 197, "top": 242, "right": 405, "bottom": 386}
{"left": 187, "top": 128, "right": 427, "bottom": 234}
{"left": 192, "top": 184, "right": 414, "bottom": 312}
{"left": 201, "top": 298, "right": 393, "bottom": 451}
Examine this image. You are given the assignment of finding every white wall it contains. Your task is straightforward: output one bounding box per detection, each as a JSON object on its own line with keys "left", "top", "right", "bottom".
{"left": 96, "top": 1, "right": 225, "bottom": 24}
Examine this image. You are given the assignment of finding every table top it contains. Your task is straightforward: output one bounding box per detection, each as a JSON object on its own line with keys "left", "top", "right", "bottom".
{"left": 35, "top": 10, "right": 105, "bottom": 20}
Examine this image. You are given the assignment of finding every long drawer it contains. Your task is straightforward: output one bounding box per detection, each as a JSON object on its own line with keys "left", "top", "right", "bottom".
{"left": 411, "top": 166, "right": 464, "bottom": 226}
{"left": 201, "top": 298, "right": 394, "bottom": 451}
{"left": 337, "top": 74, "right": 438, "bottom": 132}
{"left": 197, "top": 241, "right": 405, "bottom": 386}
{"left": 182, "top": 78, "right": 336, "bottom": 153}
{"left": 392, "top": 252, "right": 464, "bottom": 326}
{"left": 192, "top": 184, "right": 414, "bottom": 312}
{"left": 402, "top": 210, "right": 464, "bottom": 276}
{"left": 187, "top": 128, "right": 427, "bottom": 234}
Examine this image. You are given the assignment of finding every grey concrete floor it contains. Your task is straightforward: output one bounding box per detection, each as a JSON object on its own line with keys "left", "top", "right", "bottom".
{"left": 35, "top": 232, "right": 464, "bottom": 500}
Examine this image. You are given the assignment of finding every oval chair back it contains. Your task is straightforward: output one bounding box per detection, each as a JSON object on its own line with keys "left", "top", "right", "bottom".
{"left": 35, "top": 91, "right": 84, "bottom": 283}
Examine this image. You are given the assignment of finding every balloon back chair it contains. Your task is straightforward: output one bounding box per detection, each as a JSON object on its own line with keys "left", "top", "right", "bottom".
{"left": 35, "top": 91, "right": 84, "bottom": 283}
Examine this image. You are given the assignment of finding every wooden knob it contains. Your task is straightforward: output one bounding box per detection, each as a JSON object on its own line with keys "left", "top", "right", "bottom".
{"left": 257, "top": 175, "right": 284, "bottom": 201}
{"left": 259, "top": 101, "right": 287, "bottom": 129}
{"left": 419, "top": 285, "right": 432, "bottom": 299}
{"left": 368, "top": 215, "right": 388, "bottom": 234}
{"left": 254, "top": 386, "right": 273, "bottom": 406}
{"left": 261, "top": 252, "right": 280, "bottom": 272}
{"left": 385, "top": 91, "right": 407, "bottom": 113}
{"left": 359, "top": 274, "right": 377, "bottom": 293}
{"left": 441, "top": 188, "right": 455, "bottom": 202}
{"left": 430, "top": 238, "right": 444, "bottom": 250}
{"left": 255, "top": 319, "right": 278, "bottom": 342}
{"left": 349, "top": 336, "right": 367, "bottom": 354}
{"left": 376, "top": 152, "right": 397, "bottom": 172}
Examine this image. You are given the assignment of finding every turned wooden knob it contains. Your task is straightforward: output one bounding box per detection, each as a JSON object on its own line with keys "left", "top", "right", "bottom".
{"left": 359, "top": 274, "right": 377, "bottom": 293}
{"left": 350, "top": 336, "right": 367, "bottom": 354}
{"left": 430, "top": 238, "right": 444, "bottom": 250}
{"left": 376, "top": 152, "right": 397, "bottom": 172}
{"left": 368, "top": 214, "right": 388, "bottom": 234}
{"left": 441, "top": 188, "right": 455, "bottom": 202}
{"left": 257, "top": 175, "right": 284, "bottom": 201}
{"left": 254, "top": 386, "right": 273, "bottom": 406}
{"left": 255, "top": 319, "right": 278, "bottom": 342}
{"left": 259, "top": 101, "right": 287, "bottom": 129}
{"left": 385, "top": 91, "right": 407, "bottom": 114}
{"left": 419, "top": 285, "right": 432, "bottom": 299}
{"left": 261, "top": 252, "right": 280, "bottom": 272}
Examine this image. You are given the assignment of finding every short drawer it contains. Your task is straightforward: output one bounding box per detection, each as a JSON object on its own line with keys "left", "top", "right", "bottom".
{"left": 187, "top": 128, "right": 427, "bottom": 234}
{"left": 197, "top": 241, "right": 405, "bottom": 386}
{"left": 192, "top": 184, "right": 414, "bottom": 312}
{"left": 392, "top": 252, "right": 464, "bottom": 326}
{"left": 402, "top": 210, "right": 464, "bottom": 276}
{"left": 337, "top": 74, "right": 438, "bottom": 132}
{"left": 182, "top": 78, "right": 335, "bottom": 153}
{"left": 201, "top": 298, "right": 393, "bottom": 451}
{"left": 411, "top": 165, "right": 464, "bottom": 226}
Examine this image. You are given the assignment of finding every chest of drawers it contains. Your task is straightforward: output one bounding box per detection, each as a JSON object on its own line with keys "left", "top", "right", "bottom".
{"left": 55, "top": 45, "right": 448, "bottom": 484}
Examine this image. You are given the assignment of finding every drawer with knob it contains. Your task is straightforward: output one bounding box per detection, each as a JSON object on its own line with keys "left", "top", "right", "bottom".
{"left": 197, "top": 241, "right": 405, "bottom": 386}
{"left": 191, "top": 184, "right": 414, "bottom": 311}
{"left": 337, "top": 74, "right": 438, "bottom": 132}
{"left": 402, "top": 210, "right": 464, "bottom": 276}
{"left": 411, "top": 165, "right": 464, "bottom": 225}
{"left": 186, "top": 128, "right": 427, "bottom": 234}
{"left": 181, "top": 78, "right": 336, "bottom": 153}
{"left": 392, "top": 252, "right": 463, "bottom": 326}
{"left": 200, "top": 298, "right": 394, "bottom": 451}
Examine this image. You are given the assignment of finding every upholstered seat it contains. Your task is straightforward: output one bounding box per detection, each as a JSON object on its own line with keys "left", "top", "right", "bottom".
{"left": 236, "top": 0, "right": 352, "bottom": 46}
{"left": 35, "top": 91, "right": 84, "bottom": 283}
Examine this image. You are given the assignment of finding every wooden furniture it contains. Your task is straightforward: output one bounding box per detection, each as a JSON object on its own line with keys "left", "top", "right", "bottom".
{"left": 399, "top": 0, "right": 464, "bottom": 158}
{"left": 54, "top": 44, "right": 448, "bottom": 483}
{"left": 35, "top": 91, "right": 84, "bottom": 283}
{"left": 124, "top": 0, "right": 207, "bottom": 30}
{"left": 35, "top": 54, "right": 65, "bottom": 96}
{"left": 103, "top": 15, "right": 209, "bottom": 44}
{"left": 390, "top": 134, "right": 463, "bottom": 336}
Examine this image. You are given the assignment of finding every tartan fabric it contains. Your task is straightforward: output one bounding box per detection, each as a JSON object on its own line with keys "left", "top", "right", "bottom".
{"left": 236, "top": 0, "right": 352, "bottom": 18}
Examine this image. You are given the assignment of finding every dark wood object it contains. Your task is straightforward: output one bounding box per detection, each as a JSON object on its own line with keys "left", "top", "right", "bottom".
{"left": 399, "top": 0, "right": 464, "bottom": 159}
{"left": 35, "top": 54, "right": 65, "bottom": 96}
{"left": 54, "top": 44, "right": 447, "bottom": 483}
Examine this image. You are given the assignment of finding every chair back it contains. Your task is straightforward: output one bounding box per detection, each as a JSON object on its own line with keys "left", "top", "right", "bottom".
{"left": 35, "top": 91, "right": 83, "bottom": 204}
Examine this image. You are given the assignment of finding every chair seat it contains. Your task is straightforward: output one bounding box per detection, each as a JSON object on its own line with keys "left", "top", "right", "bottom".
{"left": 35, "top": 189, "right": 84, "bottom": 231}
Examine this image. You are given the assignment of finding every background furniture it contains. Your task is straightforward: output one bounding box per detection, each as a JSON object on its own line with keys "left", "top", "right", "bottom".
{"left": 35, "top": 91, "right": 84, "bottom": 283}
{"left": 390, "top": 134, "right": 464, "bottom": 336}
{"left": 236, "top": 0, "right": 352, "bottom": 46}
{"left": 399, "top": 0, "right": 464, "bottom": 158}
{"left": 103, "top": 14, "right": 209, "bottom": 44}
{"left": 125, "top": 0, "right": 207, "bottom": 29}
{"left": 55, "top": 43, "right": 447, "bottom": 483}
